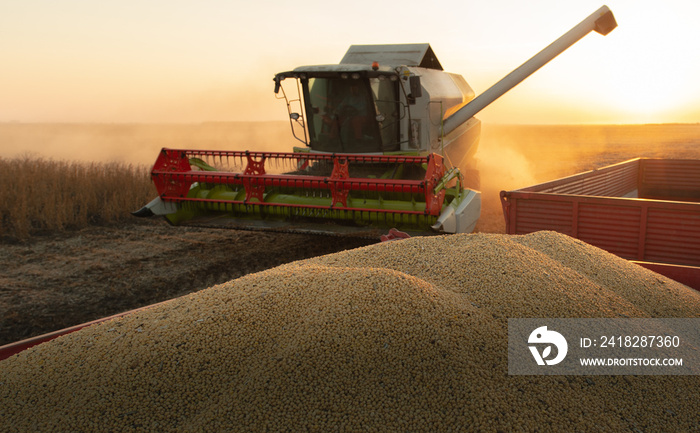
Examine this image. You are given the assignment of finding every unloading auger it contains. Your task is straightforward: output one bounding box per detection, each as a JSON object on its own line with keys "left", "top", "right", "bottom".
{"left": 134, "top": 6, "right": 616, "bottom": 237}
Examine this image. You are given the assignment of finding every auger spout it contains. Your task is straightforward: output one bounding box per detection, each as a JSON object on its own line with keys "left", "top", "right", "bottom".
{"left": 442, "top": 5, "right": 617, "bottom": 136}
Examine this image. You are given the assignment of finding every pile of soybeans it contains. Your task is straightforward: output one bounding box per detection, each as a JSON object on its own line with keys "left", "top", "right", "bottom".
{"left": 2, "top": 231, "right": 699, "bottom": 432}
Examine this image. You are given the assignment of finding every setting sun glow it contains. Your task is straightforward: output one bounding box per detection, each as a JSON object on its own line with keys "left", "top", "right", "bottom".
{"left": 1, "top": 0, "right": 699, "bottom": 125}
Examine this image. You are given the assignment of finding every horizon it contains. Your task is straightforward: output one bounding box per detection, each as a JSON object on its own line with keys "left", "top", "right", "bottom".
{"left": 2, "top": 122, "right": 697, "bottom": 168}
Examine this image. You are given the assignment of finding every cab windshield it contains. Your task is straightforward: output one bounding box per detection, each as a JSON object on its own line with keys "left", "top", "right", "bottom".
{"left": 304, "top": 77, "right": 399, "bottom": 153}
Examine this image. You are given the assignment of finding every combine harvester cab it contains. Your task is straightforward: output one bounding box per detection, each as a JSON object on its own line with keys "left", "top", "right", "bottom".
{"left": 134, "top": 6, "right": 616, "bottom": 238}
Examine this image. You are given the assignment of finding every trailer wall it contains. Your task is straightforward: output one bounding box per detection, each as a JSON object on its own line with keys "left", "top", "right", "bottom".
{"left": 501, "top": 158, "right": 700, "bottom": 269}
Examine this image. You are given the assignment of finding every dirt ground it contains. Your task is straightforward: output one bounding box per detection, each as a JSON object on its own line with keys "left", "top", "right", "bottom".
{"left": 2, "top": 123, "right": 699, "bottom": 346}
{"left": 0, "top": 221, "right": 374, "bottom": 346}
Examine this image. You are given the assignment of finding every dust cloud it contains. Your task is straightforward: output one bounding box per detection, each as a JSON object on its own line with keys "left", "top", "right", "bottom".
{"left": 473, "top": 123, "right": 700, "bottom": 233}
{"left": 2, "top": 122, "right": 698, "bottom": 233}
{"left": 473, "top": 128, "right": 539, "bottom": 233}
{"left": 0, "top": 122, "right": 300, "bottom": 166}
{"left": 479, "top": 123, "right": 700, "bottom": 180}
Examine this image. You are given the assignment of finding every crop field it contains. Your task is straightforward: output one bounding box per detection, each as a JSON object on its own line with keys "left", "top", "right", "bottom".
{"left": 0, "top": 122, "right": 698, "bottom": 332}
{"left": 0, "top": 122, "right": 698, "bottom": 341}
{"left": 2, "top": 122, "right": 698, "bottom": 239}
{"left": 1, "top": 122, "right": 699, "bottom": 431}
{"left": 0, "top": 157, "right": 155, "bottom": 240}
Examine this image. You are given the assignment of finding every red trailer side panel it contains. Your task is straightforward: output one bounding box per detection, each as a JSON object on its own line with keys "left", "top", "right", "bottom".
{"left": 501, "top": 159, "right": 700, "bottom": 291}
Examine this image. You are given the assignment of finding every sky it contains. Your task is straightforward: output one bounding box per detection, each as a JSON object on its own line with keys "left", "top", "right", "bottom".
{"left": 2, "top": 0, "right": 700, "bottom": 125}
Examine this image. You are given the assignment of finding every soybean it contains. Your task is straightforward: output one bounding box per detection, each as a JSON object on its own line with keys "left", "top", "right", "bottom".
{"left": 1, "top": 231, "right": 698, "bottom": 432}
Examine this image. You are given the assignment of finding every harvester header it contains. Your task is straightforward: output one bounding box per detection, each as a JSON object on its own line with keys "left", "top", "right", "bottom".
{"left": 141, "top": 148, "right": 476, "bottom": 236}
{"left": 134, "top": 5, "right": 616, "bottom": 238}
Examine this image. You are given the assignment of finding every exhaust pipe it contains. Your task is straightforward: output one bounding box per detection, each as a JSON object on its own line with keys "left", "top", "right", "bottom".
{"left": 442, "top": 5, "right": 617, "bottom": 136}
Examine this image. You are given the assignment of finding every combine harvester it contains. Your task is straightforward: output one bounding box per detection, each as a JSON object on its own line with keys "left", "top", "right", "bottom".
{"left": 133, "top": 6, "right": 617, "bottom": 238}
{"left": 1, "top": 6, "right": 617, "bottom": 360}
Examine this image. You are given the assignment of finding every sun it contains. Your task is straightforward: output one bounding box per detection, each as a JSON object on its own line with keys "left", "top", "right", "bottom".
{"left": 596, "top": 2, "right": 700, "bottom": 122}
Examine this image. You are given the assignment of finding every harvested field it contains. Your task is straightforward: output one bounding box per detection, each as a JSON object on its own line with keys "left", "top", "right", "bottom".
{"left": 0, "top": 221, "right": 372, "bottom": 346}
{"left": 2, "top": 231, "right": 699, "bottom": 432}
